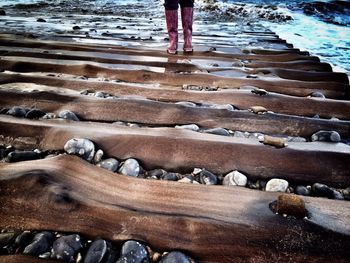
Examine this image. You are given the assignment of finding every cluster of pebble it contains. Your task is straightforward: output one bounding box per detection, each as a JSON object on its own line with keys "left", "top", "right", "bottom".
{"left": 0, "top": 106, "right": 80, "bottom": 121}
{"left": 0, "top": 230, "right": 192, "bottom": 263}
{"left": 62, "top": 138, "right": 350, "bottom": 201}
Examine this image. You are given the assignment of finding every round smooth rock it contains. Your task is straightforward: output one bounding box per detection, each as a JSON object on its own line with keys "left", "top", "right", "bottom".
{"left": 93, "top": 149, "right": 104, "bottom": 163}
{"left": 311, "top": 130, "right": 341, "bottom": 142}
{"left": 52, "top": 234, "right": 82, "bottom": 262}
{"left": 233, "top": 131, "right": 247, "bottom": 138}
{"left": 84, "top": 239, "right": 107, "bottom": 263}
{"left": 64, "top": 138, "right": 95, "bottom": 162}
{"left": 223, "top": 171, "right": 247, "bottom": 187}
{"left": 7, "top": 106, "right": 27, "bottom": 117}
{"left": 162, "top": 172, "right": 179, "bottom": 181}
{"left": 23, "top": 232, "right": 54, "bottom": 256}
{"left": 58, "top": 110, "right": 80, "bottom": 121}
{"left": 0, "top": 9, "right": 6, "bottom": 16}
{"left": 312, "top": 183, "right": 334, "bottom": 198}
{"left": 0, "top": 232, "right": 17, "bottom": 248}
{"left": 37, "top": 18, "right": 46, "bottom": 22}
{"left": 276, "top": 194, "right": 306, "bottom": 218}
{"left": 294, "top": 186, "right": 311, "bottom": 196}
{"left": 147, "top": 169, "right": 166, "bottom": 179}
{"left": 97, "top": 158, "right": 119, "bottom": 172}
{"left": 15, "top": 231, "right": 33, "bottom": 253}
{"left": 211, "top": 104, "right": 234, "bottom": 111}
{"left": 7, "top": 150, "right": 41, "bottom": 162}
{"left": 118, "top": 159, "right": 140, "bottom": 177}
{"left": 116, "top": 240, "right": 149, "bottom": 263}
{"left": 199, "top": 170, "right": 217, "bottom": 185}
{"left": 310, "top": 91, "right": 326, "bottom": 98}
{"left": 25, "top": 109, "right": 46, "bottom": 119}
{"left": 203, "top": 128, "right": 230, "bottom": 136}
{"left": 175, "top": 124, "right": 199, "bottom": 132}
{"left": 94, "top": 91, "right": 105, "bottom": 98}
{"left": 175, "top": 101, "right": 196, "bottom": 107}
{"left": 342, "top": 187, "right": 350, "bottom": 200}
{"left": 159, "top": 251, "right": 191, "bottom": 263}
{"left": 266, "top": 179, "right": 289, "bottom": 192}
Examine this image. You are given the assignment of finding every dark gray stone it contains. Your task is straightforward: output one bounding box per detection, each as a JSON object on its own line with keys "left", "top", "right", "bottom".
{"left": 58, "top": 110, "right": 80, "bottom": 121}
{"left": 116, "top": 240, "right": 149, "bottom": 263}
{"left": 295, "top": 186, "right": 311, "bottom": 196}
{"left": 15, "top": 231, "right": 33, "bottom": 253}
{"left": 52, "top": 234, "right": 82, "bottom": 262}
{"left": 118, "top": 159, "right": 140, "bottom": 177}
{"left": 37, "top": 18, "right": 46, "bottom": 22}
{"left": 64, "top": 138, "right": 95, "bottom": 162}
{"left": 162, "top": 172, "right": 179, "bottom": 181}
{"left": 311, "top": 130, "right": 341, "bottom": 142}
{"left": 84, "top": 240, "right": 108, "bottom": 263}
{"left": 159, "top": 251, "right": 191, "bottom": 263}
{"left": 199, "top": 170, "right": 217, "bottom": 185}
{"left": 97, "top": 158, "right": 119, "bottom": 172}
{"left": 0, "top": 232, "right": 17, "bottom": 248}
{"left": 312, "top": 183, "right": 338, "bottom": 199}
{"left": 310, "top": 91, "right": 326, "bottom": 98}
{"left": 147, "top": 169, "right": 166, "bottom": 179}
{"left": 7, "top": 150, "right": 41, "bottom": 162}
{"left": 25, "top": 109, "right": 46, "bottom": 119}
{"left": 23, "top": 231, "right": 54, "bottom": 256}
{"left": 7, "top": 106, "right": 27, "bottom": 117}
{"left": 0, "top": 9, "right": 6, "bottom": 16}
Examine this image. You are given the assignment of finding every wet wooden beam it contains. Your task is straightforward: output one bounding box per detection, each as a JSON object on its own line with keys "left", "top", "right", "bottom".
{"left": 0, "top": 155, "right": 349, "bottom": 262}
{"left": 0, "top": 116, "right": 349, "bottom": 187}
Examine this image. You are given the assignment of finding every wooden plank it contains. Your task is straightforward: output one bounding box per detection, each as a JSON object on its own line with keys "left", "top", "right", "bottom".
{"left": 0, "top": 116, "right": 349, "bottom": 187}
{"left": 0, "top": 155, "right": 349, "bottom": 262}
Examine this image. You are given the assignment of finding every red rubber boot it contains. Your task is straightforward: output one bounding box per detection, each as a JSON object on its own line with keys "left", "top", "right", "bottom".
{"left": 181, "top": 7, "right": 193, "bottom": 53}
{"left": 165, "top": 10, "right": 178, "bottom": 54}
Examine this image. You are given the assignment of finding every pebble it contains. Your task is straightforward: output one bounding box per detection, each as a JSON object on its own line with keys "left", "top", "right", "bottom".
{"left": 265, "top": 179, "right": 289, "bottom": 192}
{"left": 118, "top": 158, "right": 140, "bottom": 177}
{"left": 93, "top": 149, "right": 104, "bottom": 163}
{"left": 223, "top": 170, "right": 247, "bottom": 187}
{"left": 162, "top": 172, "right": 179, "bottom": 181}
{"left": 147, "top": 169, "right": 167, "bottom": 179}
{"left": 294, "top": 186, "right": 311, "bottom": 196}
{"left": 58, "top": 110, "right": 80, "bottom": 121}
{"left": 64, "top": 138, "right": 95, "bottom": 162}
{"left": 233, "top": 131, "right": 247, "bottom": 138}
{"left": 342, "top": 187, "right": 350, "bottom": 200}
{"left": 84, "top": 240, "right": 107, "bottom": 263}
{"left": 312, "top": 183, "right": 343, "bottom": 199}
{"left": 6, "top": 106, "right": 27, "bottom": 117}
{"left": 203, "top": 128, "right": 230, "bottom": 136}
{"left": 199, "top": 170, "right": 217, "bottom": 185}
{"left": 117, "top": 240, "right": 149, "bottom": 263}
{"left": 7, "top": 150, "right": 41, "bottom": 162}
{"left": 73, "top": 25, "right": 81, "bottom": 30}
{"left": 23, "top": 232, "right": 54, "bottom": 256}
{"left": 251, "top": 88, "right": 268, "bottom": 96}
{"left": 97, "top": 158, "right": 119, "bottom": 172}
{"left": 37, "top": 18, "right": 46, "bottom": 22}
{"left": 25, "top": 109, "right": 46, "bottom": 119}
{"left": 94, "top": 92, "right": 105, "bottom": 98}
{"left": 311, "top": 130, "right": 341, "bottom": 142}
{"left": 52, "top": 234, "right": 82, "bottom": 262}
{"left": 276, "top": 194, "right": 306, "bottom": 218}
{"left": 309, "top": 91, "right": 326, "bottom": 98}
{"left": 287, "top": 137, "right": 307, "bottom": 143}
{"left": 0, "top": 9, "right": 6, "bottom": 16}
{"left": 175, "top": 101, "right": 196, "bottom": 107}
{"left": 42, "top": 113, "right": 56, "bottom": 119}
{"left": 249, "top": 106, "right": 267, "bottom": 114}
{"left": 175, "top": 124, "right": 199, "bottom": 132}
{"left": 211, "top": 104, "right": 234, "bottom": 111}
{"left": 159, "top": 251, "right": 191, "bottom": 263}
{"left": 178, "top": 177, "right": 193, "bottom": 184}
{"left": 0, "top": 232, "right": 17, "bottom": 249}
{"left": 15, "top": 231, "right": 33, "bottom": 253}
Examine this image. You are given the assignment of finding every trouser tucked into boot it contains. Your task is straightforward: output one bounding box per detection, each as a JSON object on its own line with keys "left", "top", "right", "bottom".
{"left": 164, "top": 0, "right": 194, "bottom": 54}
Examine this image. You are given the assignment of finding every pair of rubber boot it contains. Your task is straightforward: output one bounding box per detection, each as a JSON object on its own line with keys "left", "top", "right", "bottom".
{"left": 165, "top": 7, "right": 193, "bottom": 54}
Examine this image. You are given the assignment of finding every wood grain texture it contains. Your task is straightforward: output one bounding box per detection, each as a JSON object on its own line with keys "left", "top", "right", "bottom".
{"left": 0, "top": 116, "right": 349, "bottom": 187}
{"left": 0, "top": 155, "right": 349, "bottom": 262}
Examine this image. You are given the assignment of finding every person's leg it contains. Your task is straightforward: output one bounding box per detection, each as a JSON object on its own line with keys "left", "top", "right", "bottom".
{"left": 164, "top": 0, "right": 179, "bottom": 54}
{"left": 180, "top": 0, "right": 194, "bottom": 52}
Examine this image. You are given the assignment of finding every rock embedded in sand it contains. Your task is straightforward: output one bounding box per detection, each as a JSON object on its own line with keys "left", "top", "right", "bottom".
{"left": 0, "top": 9, "right": 6, "bottom": 16}
{"left": 295, "top": 186, "right": 311, "bottom": 196}
{"left": 7, "top": 150, "right": 41, "bottom": 162}
{"left": 93, "top": 149, "right": 104, "bottom": 163}
{"left": 37, "top": 18, "right": 46, "bottom": 22}
{"left": 199, "top": 170, "right": 217, "bottom": 185}
{"left": 7, "top": 106, "right": 27, "bottom": 117}
{"left": 58, "top": 110, "right": 80, "bottom": 121}
{"left": 64, "top": 138, "right": 95, "bottom": 162}
{"left": 25, "top": 109, "right": 46, "bottom": 119}
{"left": 147, "top": 169, "right": 167, "bottom": 179}
{"left": 223, "top": 170, "right": 247, "bottom": 187}
{"left": 117, "top": 240, "right": 149, "bottom": 263}
{"left": 0, "top": 231, "right": 17, "bottom": 249}
{"left": 309, "top": 91, "right": 326, "bottom": 99}
{"left": 118, "top": 158, "right": 140, "bottom": 177}
{"left": 84, "top": 240, "right": 107, "bottom": 263}
{"left": 23, "top": 231, "right": 54, "bottom": 256}
{"left": 311, "top": 130, "right": 341, "bottom": 142}
{"left": 203, "top": 128, "right": 230, "bottom": 136}
{"left": 52, "top": 234, "right": 82, "bottom": 262}
{"left": 175, "top": 124, "right": 199, "bottom": 132}
{"left": 266, "top": 179, "right": 289, "bottom": 192}
{"left": 15, "top": 231, "right": 33, "bottom": 253}
{"left": 162, "top": 172, "right": 179, "bottom": 181}
{"left": 276, "top": 194, "right": 306, "bottom": 218}
{"left": 159, "top": 251, "right": 191, "bottom": 263}
{"left": 97, "top": 158, "right": 119, "bottom": 172}
{"left": 73, "top": 25, "right": 81, "bottom": 30}
{"left": 312, "top": 183, "right": 342, "bottom": 199}
{"left": 175, "top": 101, "right": 196, "bottom": 107}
